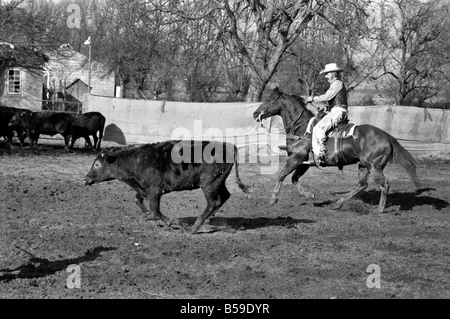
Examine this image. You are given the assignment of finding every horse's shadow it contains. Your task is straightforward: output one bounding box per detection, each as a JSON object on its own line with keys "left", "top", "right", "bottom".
{"left": 326, "top": 187, "right": 448, "bottom": 212}
{"left": 0, "top": 246, "right": 116, "bottom": 283}
{"left": 180, "top": 216, "right": 316, "bottom": 232}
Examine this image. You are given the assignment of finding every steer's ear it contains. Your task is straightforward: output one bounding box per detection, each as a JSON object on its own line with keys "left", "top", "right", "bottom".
{"left": 99, "top": 150, "right": 116, "bottom": 164}
{"left": 99, "top": 150, "right": 110, "bottom": 162}
{"left": 100, "top": 150, "right": 108, "bottom": 160}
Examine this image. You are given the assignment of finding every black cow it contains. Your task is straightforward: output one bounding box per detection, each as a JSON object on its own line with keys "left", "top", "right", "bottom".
{"left": 8, "top": 111, "right": 73, "bottom": 152}
{"left": 71, "top": 111, "right": 106, "bottom": 150}
{"left": 84, "top": 140, "right": 250, "bottom": 234}
{"left": 0, "top": 106, "right": 30, "bottom": 149}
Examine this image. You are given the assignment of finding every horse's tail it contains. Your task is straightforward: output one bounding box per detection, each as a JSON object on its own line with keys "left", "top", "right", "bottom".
{"left": 389, "top": 135, "right": 421, "bottom": 188}
{"left": 233, "top": 146, "right": 251, "bottom": 193}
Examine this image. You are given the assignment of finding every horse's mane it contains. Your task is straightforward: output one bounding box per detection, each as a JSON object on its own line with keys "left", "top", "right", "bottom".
{"left": 291, "top": 94, "right": 306, "bottom": 106}
{"left": 280, "top": 91, "right": 306, "bottom": 108}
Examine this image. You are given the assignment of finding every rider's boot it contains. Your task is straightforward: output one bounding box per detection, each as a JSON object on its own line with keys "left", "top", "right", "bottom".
{"left": 316, "top": 150, "right": 327, "bottom": 167}
{"left": 316, "top": 155, "right": 326, "bottom": 167}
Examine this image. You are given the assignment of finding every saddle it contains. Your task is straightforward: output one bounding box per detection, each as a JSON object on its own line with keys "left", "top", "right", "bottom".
{"left": 328, "top": 119, "right": 356, "bottom": 139}
{"left": 299, "top": 117, "right": 357, "bottom": 169}
{"left": 281, "top": 120, "right": 356, "bottom": 152}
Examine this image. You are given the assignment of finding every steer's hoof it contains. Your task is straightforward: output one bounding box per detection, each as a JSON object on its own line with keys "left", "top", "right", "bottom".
{"left": 168, "top": 222, "right": 181, "bottom": 230}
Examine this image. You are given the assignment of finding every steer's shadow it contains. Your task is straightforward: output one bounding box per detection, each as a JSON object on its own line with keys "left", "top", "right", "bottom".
{"left": 180, "top": 216, "right": 316, "bottom": 231}
{"left": 0, "top": 246, "right": 116, "bottom": 283}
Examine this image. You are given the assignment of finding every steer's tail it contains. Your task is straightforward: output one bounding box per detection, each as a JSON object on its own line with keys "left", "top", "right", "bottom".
{"left": 97, "top": 115, "right": 106, "bottom": 150}
{"left": 390, "top": 135, "right": 421, "bottom": 188}
{"left": 234, "top": 147, "right": 251, "bottom": 193}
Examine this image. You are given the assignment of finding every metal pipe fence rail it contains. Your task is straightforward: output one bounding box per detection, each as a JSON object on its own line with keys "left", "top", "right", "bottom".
{"left": 40, "top": 99, "right": 82, "bottom": 114}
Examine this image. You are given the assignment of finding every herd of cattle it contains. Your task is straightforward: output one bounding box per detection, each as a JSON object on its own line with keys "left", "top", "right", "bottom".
{"left": 0, "top": 105, "right": 105, "bottom": 152}
{"left": 1, "top": 105, "right": 251, "bottom": 234}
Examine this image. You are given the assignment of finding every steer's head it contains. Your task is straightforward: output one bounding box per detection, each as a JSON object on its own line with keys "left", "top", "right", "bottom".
{"left": 8, "top": 112, "right": 26, "bottom": 127}
{"left": 84, "top": 150, "right": 117, "bottom": 186}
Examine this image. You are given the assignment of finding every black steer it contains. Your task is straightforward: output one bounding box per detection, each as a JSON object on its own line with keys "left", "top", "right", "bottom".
{"left": 84, "top": 140, "right": 250, "bottom": 234}
{"left": 71, "top": 111, "right": 106, "bottom": 150}
{"left": 0, "top": 106, "right": 30, "bottom": 149}
{"left": 8, "top": 111, "right": 73, "bottom": 152}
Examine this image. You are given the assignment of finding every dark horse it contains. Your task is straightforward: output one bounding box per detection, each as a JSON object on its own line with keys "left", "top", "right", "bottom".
{"left": 253, "top": 87, "right": 421, "bottom": 213}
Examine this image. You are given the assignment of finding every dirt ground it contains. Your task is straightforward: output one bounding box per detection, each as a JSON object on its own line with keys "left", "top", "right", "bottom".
{"left": 0, "top": 139, "right": 449, "bottom": 300}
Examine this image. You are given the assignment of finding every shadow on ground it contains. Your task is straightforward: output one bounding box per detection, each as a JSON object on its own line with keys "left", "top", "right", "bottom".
{"left": 0, "top": 246, "right": 116, "bottom": 283}
{"left": 179, "top": 216, "right": 316, "bottom": 231}
{"left": 358, "top": 188, "right": 448, "bottom": 211}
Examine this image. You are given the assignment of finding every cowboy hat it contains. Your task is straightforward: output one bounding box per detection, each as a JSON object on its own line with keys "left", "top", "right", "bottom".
{"left": 319, "top": 63, "right": 343, "bottom": 74}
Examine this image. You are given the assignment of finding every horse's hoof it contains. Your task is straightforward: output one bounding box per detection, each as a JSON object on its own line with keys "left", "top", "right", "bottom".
{"left": 190, "top": 227, "right": 199, "bottom": 234}
{"left": 196, "top": 224, "right": 220, "bottom": 234}
{"left": 146, "top": 212, "right": 159, "bottom": 221}
{"left": 304, "top": 192, "right": 315, "bottom": 200}
{"left": 332, "top": 198, "right": 346, "bottom": 210}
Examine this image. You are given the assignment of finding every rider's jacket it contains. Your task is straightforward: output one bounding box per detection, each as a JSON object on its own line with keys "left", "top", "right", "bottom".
{"left": 328, "top": 82, "right": 348, "bottom": 111}
{"left": 312, "top": 78, "right": 348, "bottom": 111}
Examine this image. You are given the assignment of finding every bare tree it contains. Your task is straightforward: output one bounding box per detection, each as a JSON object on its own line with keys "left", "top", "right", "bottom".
{"left": 86, "top": 0, "right": 182, "bottom": 99}
{"left": 214, "top": 0, "right": 329, "bottom": 101}
{"left": 0, "top": 0, "right": 64, "bottom": 74}
{"left": 370, "top": 0, "right": 450, "bottom": 105}
{"left": 149, "top": 1, "right": 331, "bottom": 101}
{"left": 271, "top": 0, "right": 381, "bottom": 99}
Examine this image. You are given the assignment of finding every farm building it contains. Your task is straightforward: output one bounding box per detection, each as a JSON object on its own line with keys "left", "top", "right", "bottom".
{"left": 0, "top": 66, "right": 42, "bottom": 110}
{"left": 0, "top": 44, "right": 115, "bottom": 111}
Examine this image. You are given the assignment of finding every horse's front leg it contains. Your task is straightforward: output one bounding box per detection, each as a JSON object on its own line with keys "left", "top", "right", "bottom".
{"left": 270, "top": 155, "right": 303, "bottom": 205}
{"left": 292, "top": 165, "right": 315, "bottom": 200}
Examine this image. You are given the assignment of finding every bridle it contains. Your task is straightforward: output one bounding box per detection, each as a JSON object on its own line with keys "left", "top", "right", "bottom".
{"left": 258, "top": 93, "right": 311, "bottom": 137}
{"left": 258, "top": 93, "right": 286, "bottom": 134}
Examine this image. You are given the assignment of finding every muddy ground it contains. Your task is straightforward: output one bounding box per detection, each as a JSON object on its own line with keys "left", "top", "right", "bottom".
{"left": 0, "top": 140, "right": 449, "bottom": 300}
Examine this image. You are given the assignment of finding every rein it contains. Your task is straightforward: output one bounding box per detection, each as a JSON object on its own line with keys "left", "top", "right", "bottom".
{"left": 286, "top": 106, "right": 307, "bottom": 135}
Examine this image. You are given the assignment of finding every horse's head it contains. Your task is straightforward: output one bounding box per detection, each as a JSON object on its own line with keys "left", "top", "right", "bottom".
{"left": 253, "top": 87, "right": 283, "bottom": 122}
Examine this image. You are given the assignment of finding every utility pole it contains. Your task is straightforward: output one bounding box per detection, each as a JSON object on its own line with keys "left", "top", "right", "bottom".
{"left": 84, "top": 36, "right": 92, "bottom": 93}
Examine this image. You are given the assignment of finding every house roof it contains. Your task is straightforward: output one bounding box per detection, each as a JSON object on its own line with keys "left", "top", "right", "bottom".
{"left": 66, "top": 78, "right": 90, "bottom": 89}
{"left": 44, "top": 46, "right": 111, "bottom": 90}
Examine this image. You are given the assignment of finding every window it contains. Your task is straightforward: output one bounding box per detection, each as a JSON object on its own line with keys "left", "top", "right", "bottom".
{"left": 8, "top": 69, "right": 22, "bottom": 94}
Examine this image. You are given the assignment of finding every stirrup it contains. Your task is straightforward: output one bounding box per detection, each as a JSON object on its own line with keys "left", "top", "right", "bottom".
{"left": 302, "top": 152, "right": 318, "bottom": 166}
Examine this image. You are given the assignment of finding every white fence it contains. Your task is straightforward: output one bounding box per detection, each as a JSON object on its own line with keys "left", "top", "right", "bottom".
{"left": 84, "top": 94, "right": 450, "bottom": 160}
